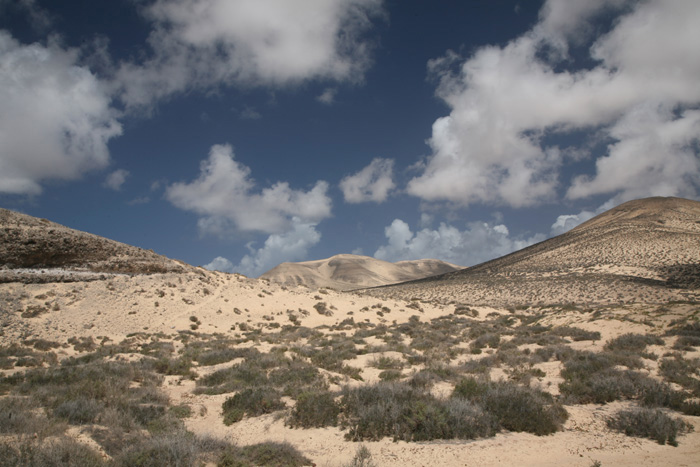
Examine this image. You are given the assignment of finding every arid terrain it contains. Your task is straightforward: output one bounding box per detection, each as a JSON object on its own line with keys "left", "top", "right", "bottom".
{"left": 260, "top": 254, "right": 462, "bottom": 291}
{"left": 1, "top": 197, "right": 699, "bottom": 466}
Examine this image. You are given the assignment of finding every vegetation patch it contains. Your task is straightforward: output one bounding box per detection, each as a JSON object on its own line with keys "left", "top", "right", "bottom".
{"left": 607, "top": 408, "right": 693, "bottom": 446}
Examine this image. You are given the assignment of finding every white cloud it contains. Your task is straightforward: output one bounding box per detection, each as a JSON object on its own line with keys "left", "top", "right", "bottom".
{"left": 104, "top": 169, "right": 129, "bottom": 191}
{"left": 317, "top": 87, "right": 337, "bottom": 105}
{"left": 340, "top": 158, "right": 395, "bottom": 203}
{"left": 236, "top": 218, "right": 321, "bottom": 277}
{"left": 409, "top": 0, "right": 700, "bottom": 207}
{"left": 549, "top": 198, "right": 617, "bottom": 236}
{"left": 374, "top": 218, "right": 544, "bottom": 267}
{"left": 115, "top": 0, "right": 383, "bottom": 108}
{"left": 165, "top": 144, "right": 332, "bottom": 235}
{"left": 203, "top": 256, "right": 234, "bottom": 273}
{"left": 0, "top": 32, "right": 122, "bottom": 195}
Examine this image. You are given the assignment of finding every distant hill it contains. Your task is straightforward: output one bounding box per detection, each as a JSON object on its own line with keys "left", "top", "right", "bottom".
{"left": 0, "top": 208, "right": 192, "bottom": 281}
{"left": 260, "top": 254, "right": 462, "bottom": 291}
{"left": 365, "top": 197, "right": 700, "bottom": 306}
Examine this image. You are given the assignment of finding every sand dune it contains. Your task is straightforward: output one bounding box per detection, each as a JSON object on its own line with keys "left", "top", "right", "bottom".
{"left": 260, "top": 254, "right": 462, "bottom": 290}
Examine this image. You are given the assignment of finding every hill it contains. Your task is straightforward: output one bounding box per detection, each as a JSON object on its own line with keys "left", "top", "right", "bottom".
{"left": 260, "top": 254, "right": 462, "bottom": 290}
{"left": 0, "top": 208, "right": 192, "bottom": 282}
{"left": 365, "top": 197, "right": 700, "bottom": 306}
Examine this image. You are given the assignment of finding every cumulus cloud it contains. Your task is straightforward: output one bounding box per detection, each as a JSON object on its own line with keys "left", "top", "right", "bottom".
{"left": 203, "top": 256, "right": 234, "bottom": 273}
{"left": 0, "top": 33, "right": 122, "bottom": 195}
{"left": 115, "top": 0, "right": 383, "bottom": 108}
{"left": 549, "top": 198, "right": 618, "bottom": 236}
{"left": 104, "top": 169, "right": 129, "bottom": 191}
{"left": 374, "top": 218, "right": 544, "bottom": 266}
{"left": 340, "top": 158, "right": 395, "bottom": 203}
{"left": 408, "top": 0, "right": 700, "bottom": 207}
{"left": 165, "top": 144, "right": 332, "bottom": 235}
{"left": 236, "top": 219, "right": 321, "bottom": 276}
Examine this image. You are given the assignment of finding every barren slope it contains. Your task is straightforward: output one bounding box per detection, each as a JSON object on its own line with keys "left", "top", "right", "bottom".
{"left": 260, "top": 254, "right": 462, "bottom": 290}
{"left": 366, "top": 197, "right": 700, "bottom": 306}
{"left": 0, "top": 208, "right": 192, "bottom": 281}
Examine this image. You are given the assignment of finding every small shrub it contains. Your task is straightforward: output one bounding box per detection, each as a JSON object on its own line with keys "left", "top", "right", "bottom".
{"left": 0, "top": 438, "right": 105, "bottom": 466}
{"left": 286, "top": 390, "right": 339, "bottom": 428}
{"left": 454, "top": 378, "right": 568, "bottom": 436}
{"left": 222, "top": 388, "right": 285, "bottom": 425}
{"left": 344, "top": 444, "right": 375, "bottom": 467}
{"left": 604, "top": 333, "right": 663, "bottom": 353}
{"left": 313, "top": 302, "right": 333, "bottom": 316}
{"left": 368, "top": 356, "right": 404, "bottom": 370}
{"left": 607, "top": 408, "right": 693, "bottom": 446}
{"left": 340, "top": 382, "right": 498, "bottom": 442}
{"left": 218, "top": 441, "right": 312, "bottom": 467}
{"left": 113, "top": 431, "right": 200, "bottom": 466}
{"left": 378, "top": 369, "right": 403, "bottom": 381}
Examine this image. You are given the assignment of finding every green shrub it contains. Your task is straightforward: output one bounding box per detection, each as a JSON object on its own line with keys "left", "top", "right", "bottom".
{"left": 286, "top": 390, "right": 339, "bottom": 428}
{"left": 368, "top": 356, "right": 404, "bottom": 370}
{"left": 340, "top": 382, "right": 497, "bottom": 442}
{"left": 604, "top": 333, "right": 663, "bottom": 353}
{"left": 378, "top": 369, "right": 403, "bottom": 381}
{"left": 53, "top": 397, "right": 104, "bottom": 424}
{"left": 453, "top": 378, "right": 568, "bottom": 436}
{"left": 659, "top": 354, "right": 700, "bottom": 396}
{"left": 113, "top": 431, "right": 200, "bottom": 466}
{"left": 0, "top": 438, "right": 106, "bottom": 467}
{"left": 672, "top": 335, "right": 700, "bottom": 350}
{"left": 551, "top": 326, "right": 601, "bottom": 341}
{"left": 607, "top": 408, "right": 693, "bottom": 446}
{"left": 218, "top": 441, "right": 312, "bottom": 467}
{"left": 222, "top": 388, "right": 285, "bottom": 425}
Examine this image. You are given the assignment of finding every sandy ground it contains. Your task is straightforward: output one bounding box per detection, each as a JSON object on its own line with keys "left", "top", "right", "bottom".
{"left": 1, "top": 270, "right": 699, "bottom": 466}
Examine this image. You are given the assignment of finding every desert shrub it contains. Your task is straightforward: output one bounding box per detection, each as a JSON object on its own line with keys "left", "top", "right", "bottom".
{"left": 67, "top": 336, "right": 97, "bottom": 352}
{"left": 665, "top": 321, "right": 700, "bottom": 338}
{"left": 286, "top": 390, "right": 340, "bottom": 428}
{"left": 408, "top": 369, "right": 440, "bottom": 389}
{"left": 344, "top": 444, "right": 375, "bottom": 467}
{"left": 340, "top": 382, "right": 497, "bottom": 442}
{"left": 141, "top": 356, "right": 195, "bottom": 377}
{"left": 53, "top": 397, "right": 104, "bottom": 424}
{"left": 604, "top": 333, "right": 663, "bottom": 353}
{"left": 551, "top": 326, "right": 601, "bottom": 341}
{"left": 193, "top": 347, "right": 258, "bottom": 366}
{"left": 169, "top": 404, "right": 193, "bottom": 419}
{"left": 113, "top": 431, "right": 201, "bottom": 467}
{"left": 378, "top": 369, "right": 403, "bottom": 381}
{"left": 470, "top": 333, "right": 500, "bottom": 351}
{"left": 607, "top": 408, "right": 693, "bottom": 446}
{"left": 196, "top": 361, "right": 269, "bottom": 394}
{"left": 218, "top": 441, "right": 312, "bottom": 467}
{"left": 222, "top": 388, "right": 285, "bottom": 425}
{"left": 267, "top": 359, "right": 327, "bottom": 396}
{"left": 672, "top": 335, "right": 700, "bottom": 351}
{"left": 313, "top": 302, "right": 333, "bottom": 316}
{"left": 453, "top": 378, "right": 568, "bottom": 436}
{"left": 368, "top": 356, "right": 404, "bottom": 370}
{"left": 0, "top": 438, "right": 106, "bottom": 467}
{"left": 658, "top": 355, "right": 700, "bottom": 396}
{"left": 0, "top": 397, "right": 64, "bottom": 438}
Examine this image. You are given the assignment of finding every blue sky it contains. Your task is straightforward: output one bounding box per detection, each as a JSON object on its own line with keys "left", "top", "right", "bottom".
{"left": 1, "top": 0, "right": 699, "bottom": 276}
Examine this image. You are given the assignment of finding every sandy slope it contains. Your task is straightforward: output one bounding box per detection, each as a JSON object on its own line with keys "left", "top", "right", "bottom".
{"left": 260, "top": 254, "right": 462, "bottom": 291}
{"left": 367, "top": 197, "right": 700, "bottom": 306}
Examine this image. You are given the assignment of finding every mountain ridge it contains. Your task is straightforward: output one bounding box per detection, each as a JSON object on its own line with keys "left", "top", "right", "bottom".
{"left": 260, "top": 254, "right": 462, "bottom": 291}
{"left": 364, "top": 197, "right": 700, "bottom": 306}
